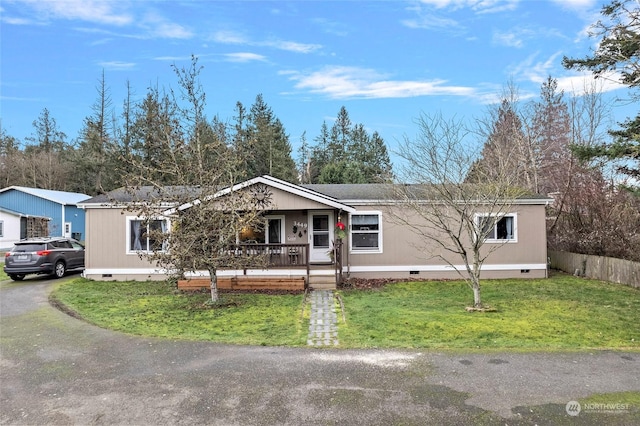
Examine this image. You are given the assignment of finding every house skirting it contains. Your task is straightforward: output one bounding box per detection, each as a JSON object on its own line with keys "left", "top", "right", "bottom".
{"left": 83, "top": 263, "right": 547, "bottom": 282}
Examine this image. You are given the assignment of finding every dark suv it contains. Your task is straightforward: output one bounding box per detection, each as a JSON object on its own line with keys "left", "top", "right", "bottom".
{"left": 4, "top": 237, "right": 85, "bottom": 281}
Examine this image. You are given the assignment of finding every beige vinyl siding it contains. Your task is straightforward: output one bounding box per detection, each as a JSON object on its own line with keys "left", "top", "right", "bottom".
{"left": 83, "top": 187, "right": 549, "bottom": 281}
{"left": 85, "top": 207, "right": 156, "bottom": 270}
{"left": 344, "top": 203, "right": 547, "bottom": 279}
{"left": 269, "top": 187, "right": 331, "bottom": 210}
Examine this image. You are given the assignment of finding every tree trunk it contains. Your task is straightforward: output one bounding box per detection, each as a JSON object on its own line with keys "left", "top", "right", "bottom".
{"left": 209, "top": 269, "right": 219, "bottom": 302}
{"left": 472, "top": 284, "right": 482, "bottom": 308}
{"left": 472, "top": 256, "right": 483, "bottom": 309}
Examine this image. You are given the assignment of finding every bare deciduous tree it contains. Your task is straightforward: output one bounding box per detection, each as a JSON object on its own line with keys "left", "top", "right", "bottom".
{"left": 121, "top": 56, "right": 268, "bottom": 303}
{"left": 391, "top": 113, "right": 527, "bottom": 309}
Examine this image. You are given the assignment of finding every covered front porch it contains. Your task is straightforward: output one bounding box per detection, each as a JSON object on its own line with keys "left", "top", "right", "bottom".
{"left": 178, "top": 241, "right": 344, "bottom": 291}
{"left": 177, "top": 176, "right": 354, "bottom": 291}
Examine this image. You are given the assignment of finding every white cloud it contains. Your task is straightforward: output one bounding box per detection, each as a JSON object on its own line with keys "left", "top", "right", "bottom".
{"left": 210, "top": 30, "right": 249, "bottom": 44}
{"left": 211, "top": 30, "right": 321, "bottom": 53}
{"left": 153, "top": 55, "right": 194, "bottom": 62}
{"left": 284, "top": 66, "right": 476, "bottom": 99}
{"left": 141, "top": 11, "right": 193, "bottom": 39}
{"left": 18, "top": 0, "right": 133, "bottom": 26}
{"left": 509, "top": 52, "right": 560, "bottom": 85}
{"left": 97, "top": 61, "right": 136, "bottom": 71}
{"left": 416, "top": 0, "right": 519, "bottom": 13}
{"left": 263, "top": 39, "right": 321, "bottom": 53}
{"left": 550, "top": 0, "right": 598, "bottom": 10}
{"left": 11, "top": 0, "right": 192, "bottom": 39}
{"left": 401, "top": 13, "right": 462, "bottom": 31}
{"left": 508, "top": 52, "right": 626, "bottom": 97}
{"left": 0, "top": 14, "right": 34, "bottom": 25}
{"left": 556, "top": 72, "right": 626, "bottom": 96}
{"left": 223, "top": 52, "right": 267, "bottom": 63}
{"left": 493, "top": 30, "right": 524, "bottom": 48}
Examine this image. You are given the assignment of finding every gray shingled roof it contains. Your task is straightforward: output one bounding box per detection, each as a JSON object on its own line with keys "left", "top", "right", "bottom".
{"left": 304, "top": 183, "right": 550, "bottom": 202}
{"left": 80, "top": 186, "right": 202, "bottom": 204}
{"left": 82, "top": 181, "right": 550, "bottom": 205}
{"left": 302, "top": 184, "right": 392, "bottom": 200}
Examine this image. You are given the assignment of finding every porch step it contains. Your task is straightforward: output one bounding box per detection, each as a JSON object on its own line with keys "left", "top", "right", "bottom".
{"left": 308, "top": 275, "right": 337, "bottom": 290}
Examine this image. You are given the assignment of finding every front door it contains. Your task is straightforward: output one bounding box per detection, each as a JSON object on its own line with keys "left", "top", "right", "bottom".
{"left": 310, "top": 211, "right": 334, "bottom": 263}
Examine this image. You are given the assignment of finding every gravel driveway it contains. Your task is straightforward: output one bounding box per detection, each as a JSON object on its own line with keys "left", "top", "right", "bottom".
{"left": 1, "top": 276, "right": 638, "bottom": 425}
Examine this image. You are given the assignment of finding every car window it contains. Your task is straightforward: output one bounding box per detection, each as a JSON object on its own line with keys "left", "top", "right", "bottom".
{"left": 57, "top": 240, "right": 73, "bottom": 249}
{"left": 12, "top": 243, "right": 46, "bottom": 252}
{"left": 71, "top": 241, "right": 84, "bottom": 250}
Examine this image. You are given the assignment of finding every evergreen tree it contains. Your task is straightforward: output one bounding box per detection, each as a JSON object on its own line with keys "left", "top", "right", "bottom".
{"left": 24, "top": 108, "right": 71, "bottom": 190}
{"left": 246, "top": 94, "right": 297, "bottom": 182}
{"left": 530, "top": 76, "right": 572, "bottom": 195}
{"left": 73, "top": 70, "right": 118, "bottom": 195}
{"left": 328, "top": 106, "right": 350, "bottom": 162}
{"left": 297, "top": 131, "right": 311, "bottom": 184}
{"left": 0, "top": 125, "right": 24, "bottom": 187}
{"left": 467, "top": 97, "right": 528, "bottom": 189}
{"left": 310, "top": 106, "right": 393, "bottom": 183}
{"left": 128, "top": 86, "right": 186, "bottom": 186}
{"left": 563, "top": 0, "right": 640, "bottom": 191}
{"left": 309, "top": 122, "right": 330, "bottom": 183}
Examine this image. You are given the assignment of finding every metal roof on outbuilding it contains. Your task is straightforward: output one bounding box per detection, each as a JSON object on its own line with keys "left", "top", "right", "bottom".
{"left": 0, "top": 186, "right": 90, "bottom": 205}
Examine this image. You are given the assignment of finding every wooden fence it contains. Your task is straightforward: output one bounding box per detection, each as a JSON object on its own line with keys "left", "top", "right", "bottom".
{"left": 549, "top": 250, "right": 640, "bottom": 289}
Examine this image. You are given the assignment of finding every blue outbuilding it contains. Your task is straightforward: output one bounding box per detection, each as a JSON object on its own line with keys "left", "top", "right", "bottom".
{"left": 0, "top": 186, "right": 90, "bottom": 248}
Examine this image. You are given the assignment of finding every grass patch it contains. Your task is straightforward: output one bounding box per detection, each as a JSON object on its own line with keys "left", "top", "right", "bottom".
{"left": 581, "top": 391, "right": 640, "bottom": 407}
{"left": 50, "top": 274, "right": 640, "bottom": 350}
{"left": 51, "top": 279, "right": 307, "bottom": 346}
{"left": 0, "top": 258, "right": 7, "bottom": 281}
{"left": 337, "top": 274, "right": 640, "bottom": 350}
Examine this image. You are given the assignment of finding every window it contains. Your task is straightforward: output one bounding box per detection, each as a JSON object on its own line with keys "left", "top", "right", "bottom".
{"left": 266, "top": 217, "right": 284, "bottom": 244}
{"left": 476, "top": 214, "right": 516, "bottom": 242}
{"left": 127, "top": 217, "right": 169, "bottom": 253}
{"left": 350, "top": 212, "right": 382, "bottom": 253}
{"left": 0, "top": 221, "right": 3, "bottom": 237}
{"left": 52, "top": 240, "right": 73, "bottom": 249}
{"left": 238, "top": 216, "right": 283, "bottom": 244}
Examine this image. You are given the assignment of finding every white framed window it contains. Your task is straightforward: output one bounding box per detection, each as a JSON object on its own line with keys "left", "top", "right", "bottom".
{"left": 266, "top": 215, "right": 285, "bottom": 244}
{"left": 475, "top": 213, "right": 517, "bottom": 243}
{"left": 349, "top": 211, "right": 383, "bottom": 253}
{"left": 0, "top": 220, "right": 3, "bottom": 237}
{"left": 126, "top": 217, "right": 169, "bottom": 254}
{"left": 238, "top": 215, "right": 284, "bottom": 244}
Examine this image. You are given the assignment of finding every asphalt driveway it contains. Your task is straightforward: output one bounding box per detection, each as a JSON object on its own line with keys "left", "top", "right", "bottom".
{"left": 1, "top": 276, "right": 638, "bottom": 425}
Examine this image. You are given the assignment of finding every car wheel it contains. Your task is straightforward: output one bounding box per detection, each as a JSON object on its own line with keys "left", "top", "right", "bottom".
{"left": 9, "top": 274, "right": 25, "bottom": 281}
{"left": 53, "top": 261, "right": 66, "bottom": 278}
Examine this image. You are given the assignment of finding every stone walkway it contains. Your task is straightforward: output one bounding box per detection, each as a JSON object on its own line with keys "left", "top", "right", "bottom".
{"left": 307, "top": 290, "right": 339, "bottom": 346}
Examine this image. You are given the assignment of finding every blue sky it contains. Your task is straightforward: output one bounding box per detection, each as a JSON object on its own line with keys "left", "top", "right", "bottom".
{"left": 0, "top": 0, "right": 634, "bottom": 162}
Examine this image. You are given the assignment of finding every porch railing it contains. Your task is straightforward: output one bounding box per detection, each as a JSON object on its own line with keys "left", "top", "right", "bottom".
{"left": 235, "top": 243, "right": 310, "bottom": 270}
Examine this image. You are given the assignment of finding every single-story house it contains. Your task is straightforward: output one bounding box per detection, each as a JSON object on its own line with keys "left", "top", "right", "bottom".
{"left": 0, "top": 186, "right": 90, "bottom": 246}
{"left": 78, "top": 175, "right": 551, "bottom": 290}
{"left": 0, "top": 207, "right": 50, "bottom": 249}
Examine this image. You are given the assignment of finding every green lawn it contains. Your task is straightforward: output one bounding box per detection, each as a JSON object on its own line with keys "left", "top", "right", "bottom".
{"left": 338, "top": 274, "right": 640, "bottom": 350}
{"left": 51, "top": 280, "right": 308, "bottom": 346}
{"left": 49, "top": 274, "right": 640, "bottom": 350}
